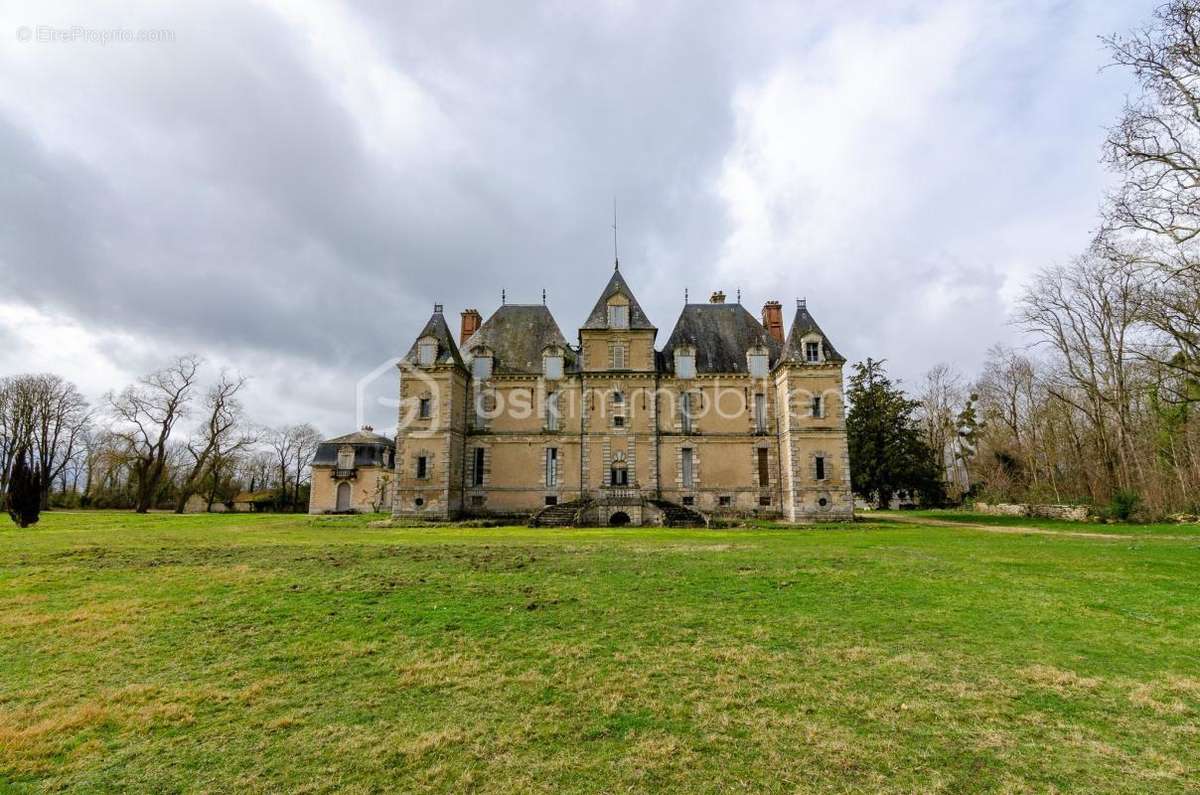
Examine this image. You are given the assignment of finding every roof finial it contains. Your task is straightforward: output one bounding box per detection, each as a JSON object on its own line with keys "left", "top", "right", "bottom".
{"left": 737, "top": 288, "right": 741, "bottom": 304}
{"left": 434, "top": 302, "right": 443, "bottom": 313}
{"left": 612, "top": 198, "right": 619, "bottom": 271}
{"left": 502, "top": 289, "right": 506, "bottom": 305}
{"left": 684, "top": 287, "right": 689, "bottom": 304}
{"left": 542, "top": 288, "right": 546, "bottom": 305}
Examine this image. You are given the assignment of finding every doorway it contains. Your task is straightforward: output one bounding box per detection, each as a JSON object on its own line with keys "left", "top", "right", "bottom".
{"left": 336, "top": 481, "right": 351, "bottom": 512}
{"left": 608, "top": 511, "right": 631, "bottom": 527}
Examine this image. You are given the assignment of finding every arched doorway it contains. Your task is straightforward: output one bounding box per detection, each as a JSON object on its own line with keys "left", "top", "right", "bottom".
{"left": 609, "top": 511, "right": 631, "bottom": 527}
{"left": 336, "top": 482, "right": 352, "bottom": 512}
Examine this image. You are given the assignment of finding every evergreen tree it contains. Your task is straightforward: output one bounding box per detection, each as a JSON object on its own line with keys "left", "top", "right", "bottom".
{"left": 846, "top": 359, "right": 945, "bottom": 508}
{"left": 6, "top": 448, "right": 43, "bottom": 528}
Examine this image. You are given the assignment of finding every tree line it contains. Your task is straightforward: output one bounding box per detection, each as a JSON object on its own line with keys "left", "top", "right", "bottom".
{"left": 1, "top": 355, "right": 324, "bottom": 523}
{"left": 849, "top": 2, "right": 1200, "bottom": 520}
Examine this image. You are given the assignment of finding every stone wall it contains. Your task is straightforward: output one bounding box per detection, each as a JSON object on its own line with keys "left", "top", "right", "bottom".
{"left": 974, "top": 502, "right": 1091, "bottom": 522}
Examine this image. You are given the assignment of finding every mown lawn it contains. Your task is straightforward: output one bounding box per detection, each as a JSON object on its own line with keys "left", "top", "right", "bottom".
{"left": 1, "top": 511, "right": 1198, "bottom": 792}
{"left": 893, "top": 509, "right": 1200, "bottom": 536}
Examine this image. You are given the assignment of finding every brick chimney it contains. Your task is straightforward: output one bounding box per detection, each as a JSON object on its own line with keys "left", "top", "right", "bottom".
{"left": 709, "top": 290, "right": 726, "bottom": 304}
{"left": 460, "top": 309, "right": 482, "bottom": 345}
{"left": 762, "top": 300, "right": 784, "bottom": 344}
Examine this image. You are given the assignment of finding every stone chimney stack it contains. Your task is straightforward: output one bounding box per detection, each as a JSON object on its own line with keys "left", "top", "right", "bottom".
{"left": 460, "top": 309, "right": 482, "bottom": 345}
{"left": 762, "top": 300, "right": 784, "bottom": 344}
{"left": 709, "top": 290, "right": 726, "bottom": 304}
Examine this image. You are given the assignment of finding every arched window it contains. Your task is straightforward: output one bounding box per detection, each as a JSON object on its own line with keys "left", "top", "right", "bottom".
{"left": 609, "top": 452, "right": 629, "bottom": 487}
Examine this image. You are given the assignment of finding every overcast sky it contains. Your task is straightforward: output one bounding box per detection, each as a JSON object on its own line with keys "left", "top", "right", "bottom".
{"left": 0, "top": 0, "right": 1156, "bottom": 436}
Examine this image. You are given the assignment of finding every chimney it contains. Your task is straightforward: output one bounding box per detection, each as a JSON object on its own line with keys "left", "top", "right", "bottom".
{"left": 362, "top": 425, "right": 374, "bottom": 432}
{"left": 460, "top": 309, "right": 482, "bottom": 345}
{"left": 709, "top": 290, "right": 726, "bottom": 304}
{"left": 762, "top": 300, "right": 784, "bottom": 344}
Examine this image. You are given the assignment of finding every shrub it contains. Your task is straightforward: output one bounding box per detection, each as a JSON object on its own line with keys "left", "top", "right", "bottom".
{"left": 6, "top": 451, "right": 42, "bottom": 528}
{"left": 1109, "top": 489, "right": 1141, "bottom": 522}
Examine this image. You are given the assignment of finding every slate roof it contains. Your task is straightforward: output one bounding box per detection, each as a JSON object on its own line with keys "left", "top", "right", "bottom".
{"left": 324, "top": 429, "right": 394, "bottom": 446}
{"left": 462, "top": 304, "right": 573, "bottom": 375}
{"left": 312, "top": 429, "right": 395, "bottom": 467}
{"left": 780, "top": 302, "right": 845, "bottom": 364}
{"left": 403, "top": 308, "right": 465, "bottom": 369}
{"left": 581, "top": 268, "right": 656, "bottom": 331}
{"left": 660, "top": 303, "right": 782, "bottom": 374}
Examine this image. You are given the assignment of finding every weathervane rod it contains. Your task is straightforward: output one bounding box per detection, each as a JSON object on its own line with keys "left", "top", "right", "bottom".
{"left": 612, "top": 198, "right": 619, "bottom": 270}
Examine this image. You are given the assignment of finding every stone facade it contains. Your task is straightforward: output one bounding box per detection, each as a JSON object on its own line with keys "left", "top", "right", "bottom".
{"left": 390, "top": 269, "right": 853, "bottom": 525}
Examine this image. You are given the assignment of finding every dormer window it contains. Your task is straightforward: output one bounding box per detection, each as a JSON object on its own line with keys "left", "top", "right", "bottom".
{"left": 471, "top": 348, "right": 493, "bottom": 380}
{"left": 607, "top": 303, "right": 629, "bottom": 329}
{"left": 417, "top": 339, "right": 437, "bottom": 366}
{"left": 543, "top": 349, "right": 564, "bottom": 380}
{"left": 804, "top": 340, "right": 821, "bottom": 363}
{"left": 748, "top": 349, "right": 769, "bottom": 378}
{"left": 675, "top": 347, "right": 696, "bottom": 379}
{"left": 336, "top": 446, "right": 354, "bottom": 470}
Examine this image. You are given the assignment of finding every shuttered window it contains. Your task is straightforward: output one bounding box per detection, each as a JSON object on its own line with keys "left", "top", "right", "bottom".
{"left": 758, "top": 448, "right": 769, "bottom": 487}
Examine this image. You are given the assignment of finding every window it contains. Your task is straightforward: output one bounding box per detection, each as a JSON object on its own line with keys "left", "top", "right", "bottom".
{"left": 758, "top": 447, "right": 769, "bottom": 487}
{"left": 545, "top": 448, "right": 558, "bottom": 487}
{"left": 805, "top": 341, "right": 821, "bottom": 363}
{"left": 613, "top": 415, "right": 625, "bottom": 428}
{"left": 682, "top": 495, "right": 694, "bottom": 506}
{"left": 675, "top": 351, "right": 696, "bottom": 379}
{"left": 611, "top": 344, "right": 627, "bottom": 369}
{"left": 545, "top": 496, "right": 558, "bottom": 506}
{"left": 754, "top": 393, "right": 767, "bottom": 433}
{"left": 748, "top": 352, "right": 769, "bottom": 378}
{"left": 546, "top": 391, "right": 560, "bottom": 431}
{"left": 815, "top": 456, "right": 826, "bottom": 481}
{"left": 681, "top": 447, "right": 694, "bottom": 488}
{"left": 610, "top": 465, "right": 629, "bottom": 486}
{"left": 543, "top": 354, "right": 563, "bottom": 380}
{"left": 419, "top": 397, "right": 432, "bottom": 419}
{"left": 680, "top": 392, "right": 693, "bottom": 433}
{"left": 608, "top": 304, "right": 629, "bottom": 329}
{"left": 471, "top": 495, "right": 485, "bottom": 507}
{"left": 416, "top": 455, "right": 428, "bottom": 479}
{"left": 472, "top": 448, "right": 484, "bottom": 486}
{"left": 758, "top": 495, "right": 771, "bottom": 506}
{"left": 719, "top": 495, "right": 732, "bottom": 507}
{"left": 337, "top": 447, "right": 354, "bottom": 470}
{"left": 612, "top": 391, "right": 624, "bottom": 404}
{"left": 418, "top": 340, "right": 437, "bottom": 366}
{"left": 472, "top": 355, "right": 492, "bottom": 380}
{"left": 812, "top": 395, "right": 823, "bottom": 418}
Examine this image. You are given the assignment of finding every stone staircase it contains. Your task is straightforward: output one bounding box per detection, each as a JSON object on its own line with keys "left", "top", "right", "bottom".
{"left": 528, "top": 498, "right": 592, "bottom": 527}
{"left": 648, "top": 499, "right": 708, "bottom": 527}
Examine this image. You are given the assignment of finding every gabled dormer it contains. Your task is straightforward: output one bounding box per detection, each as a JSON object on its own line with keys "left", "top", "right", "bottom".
{"left": 779, "top": 299, "right": 844, "bottom": 367}
{"left": 579, "top": 267, "right": 657, "bottom": 372}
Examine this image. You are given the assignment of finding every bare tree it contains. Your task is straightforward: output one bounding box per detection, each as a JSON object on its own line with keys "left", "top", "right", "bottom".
{"left": 108, "top": 356, "right": 202, "bottom": 513}
{"left": 173, "top": 372, "right": 255, "bottom": 512}
{"left": 268, "top": 424, "right": 321, "bottom": 511}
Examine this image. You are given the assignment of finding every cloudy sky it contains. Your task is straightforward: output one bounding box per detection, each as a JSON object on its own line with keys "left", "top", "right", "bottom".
{"left": 0, "top": 0, "right": 1155, "bottom": 435}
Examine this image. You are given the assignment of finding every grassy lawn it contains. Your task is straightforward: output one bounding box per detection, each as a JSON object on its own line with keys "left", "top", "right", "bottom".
{"left": 1, "top": 512, "right": 1198, "bottom": 792}
{"left": 889, "top": 509, "right": 1200, "bottom": 536}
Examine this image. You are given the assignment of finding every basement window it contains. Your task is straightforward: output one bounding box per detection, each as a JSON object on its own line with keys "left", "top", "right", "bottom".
{"left": 718, "top": 495, "right": 732, "bottom": 507}
{"left": 545, "top": 496, "right": 558, "bottom": 506}
{"left": 682, "top": 496, "right": 694, "bottom": 506}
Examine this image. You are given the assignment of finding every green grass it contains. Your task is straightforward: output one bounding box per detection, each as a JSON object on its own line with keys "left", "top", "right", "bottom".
{"left": 892, "top": 509, "right": 1200, "bottom": 536}
{"left": 1, "top": 511, "right": 1198, "bottom": 792}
